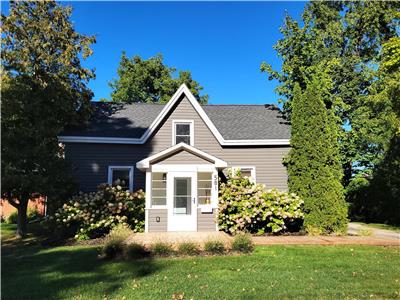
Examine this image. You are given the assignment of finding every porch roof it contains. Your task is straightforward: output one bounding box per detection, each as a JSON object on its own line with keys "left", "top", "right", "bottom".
{"left": 136, "top": 143, "right": 228, "bottom": 171}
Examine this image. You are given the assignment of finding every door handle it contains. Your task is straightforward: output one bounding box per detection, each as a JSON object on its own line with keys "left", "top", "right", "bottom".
{"left": 193, "top": 197, "right": 195, "bottom": 204}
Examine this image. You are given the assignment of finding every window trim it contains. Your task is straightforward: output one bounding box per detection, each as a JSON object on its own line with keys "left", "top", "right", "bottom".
{"left": 172, "top": 120, "right": 194, "bottom": 146}
{"left": 231, "top": 166, "right": 256, "bottom": 183}
{"left": 107, "top": 166, "right": 134, "bottom": 192}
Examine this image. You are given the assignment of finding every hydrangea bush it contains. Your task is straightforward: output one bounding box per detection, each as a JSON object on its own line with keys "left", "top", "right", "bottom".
{"left": 218, "top": 171, "right": 304, "bottom": 235}
{"left": 53, "top": 184, "right": 145, "bottom": 239}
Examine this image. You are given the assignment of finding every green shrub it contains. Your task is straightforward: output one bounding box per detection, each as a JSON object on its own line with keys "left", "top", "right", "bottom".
{"left": 177, "top": 242, "right": 199, "bottom": 256}
{"left": 204, "top": 240, "right": 225, "bottom": 254}
{"left": 123, "top": 242, "right": 149, "bottom": 260}
{"left": 151, "top": 241, "right": 175, "bottom": 256}
{"left": 231, "top": 233, "right": 254, "bottom": 253}
{"left": 27, "top": 208, "right": 42, "bottom": 223}
{"left": 7, "top": 211, "right": 18, "bottom": 224}
{"left": 218, "top": 170, "right": 304, "bottom": 235}
{"left": 101, "top": 223, "right": 132, "bottom": 259}
{"left": 53, "top": 184, "right": 145, "bottom": 239}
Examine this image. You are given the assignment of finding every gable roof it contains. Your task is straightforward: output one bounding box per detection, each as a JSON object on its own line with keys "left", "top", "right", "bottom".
{"left": 136, "top": 142, "right": 228, "bottom": 170}
{"left": 59, "top": 84, "right": 290, "bottom": 145}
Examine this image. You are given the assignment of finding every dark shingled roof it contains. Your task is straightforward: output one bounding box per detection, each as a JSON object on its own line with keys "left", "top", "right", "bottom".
{"left": 62, "top": 102, "right": 290, "bottom": 140}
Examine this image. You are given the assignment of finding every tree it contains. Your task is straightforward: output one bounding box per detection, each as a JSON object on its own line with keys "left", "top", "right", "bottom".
{"left": 285, "top": 67, "right": 348, "bottom": 234}
{"left": 347, "top": 36, "right": 400, "bottom": 224}
{"left": 261, "top": 1, "right": 399, "bottom": 184}
{"left": 1, "top": 1, "right": 95, "bottom": 237}
{"left": 110, "top": 53, "right": 208, "bottom": 104}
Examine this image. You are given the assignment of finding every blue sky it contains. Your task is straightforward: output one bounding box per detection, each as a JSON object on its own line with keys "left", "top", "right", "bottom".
{"left": 3, "top": 1, "right": 306, "bottom": 105}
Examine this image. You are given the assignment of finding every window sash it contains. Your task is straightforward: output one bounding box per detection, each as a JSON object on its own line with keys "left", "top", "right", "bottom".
{"left": 108, "top": 166, "right": 133, "bottom": 191}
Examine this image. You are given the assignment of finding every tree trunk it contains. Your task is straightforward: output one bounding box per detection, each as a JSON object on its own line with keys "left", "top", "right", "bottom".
{"left": 16, "top": 198, "right": 29, "bottom": 238}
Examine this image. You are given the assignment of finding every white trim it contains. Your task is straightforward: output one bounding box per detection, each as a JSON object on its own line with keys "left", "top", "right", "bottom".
{"left": 57, "top": 84, "right": 290, "bottom": 146}
{"left": 107, "top": 166, "right": 134, "bottom": 191}
{"left": 172, "top": 119, "right": 194, "bottom": 146}
{"left": 136, "top": 142, "right": 227, "bottom": 170}
{"left": 231, "top": 166, "right": 256, "bottom": 183}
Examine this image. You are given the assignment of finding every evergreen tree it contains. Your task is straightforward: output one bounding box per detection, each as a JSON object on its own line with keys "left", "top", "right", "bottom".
{"left": 286, "top": 69, "right": 348, "bottom": 234}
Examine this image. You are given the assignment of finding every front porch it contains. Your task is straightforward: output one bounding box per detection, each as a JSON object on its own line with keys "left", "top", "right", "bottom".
{"left": 136, "top": 143, "right": 227, "bottom": 233}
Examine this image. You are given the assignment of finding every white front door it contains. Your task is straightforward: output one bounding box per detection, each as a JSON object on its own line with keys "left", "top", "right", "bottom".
{"left": 167, "top": 172, "right": 197, "bottom": 231}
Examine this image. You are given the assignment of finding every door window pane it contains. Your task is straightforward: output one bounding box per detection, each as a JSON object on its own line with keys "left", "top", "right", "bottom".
{"left": 174, "top": 177, "right": 191, "bottom": 215}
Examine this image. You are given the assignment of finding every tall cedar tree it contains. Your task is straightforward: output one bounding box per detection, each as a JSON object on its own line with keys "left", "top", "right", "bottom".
{"left": 110, "top": 53, "right": 208, "bottom": 104}
{"left": 286, "top": 76, "right": 348, "bottom": 234}
{"left": 1, "top": 1, "right": 95, "bottom": 237}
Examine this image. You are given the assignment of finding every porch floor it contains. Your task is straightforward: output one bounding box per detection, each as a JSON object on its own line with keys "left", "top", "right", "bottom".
{"left": 127, "top": 231, "right": 232, "bottom": 246}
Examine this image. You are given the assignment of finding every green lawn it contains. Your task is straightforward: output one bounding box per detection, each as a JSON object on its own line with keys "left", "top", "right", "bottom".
{"left": 354, "top": 222, "right": 400, "bottom": 233}
{"left": 2, "top": 224, "right": 400, "bottom": 300}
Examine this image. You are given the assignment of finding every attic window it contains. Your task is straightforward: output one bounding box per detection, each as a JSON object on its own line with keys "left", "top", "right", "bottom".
{"left": 173, "top": 120, "right": 194, "bottom": 146}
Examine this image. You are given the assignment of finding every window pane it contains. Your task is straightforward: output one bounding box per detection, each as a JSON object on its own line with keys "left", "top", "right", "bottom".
{"left": 198, "top": 172, "right": 212, "bottom": 205}
{"left": 176, "top": 124, "right": 190, "bottom": 135}
{"left": 174, "top": 177, "right": 191, "bottom": 215}
{"left": 152, "top": 173, "right": 166, "bottom": 206}
{"left": 241, "top": 169, "right": 252, "bottom": 178}
{"left": 112, "top": 169, "right": 130, "bottom": 190}
{"left": 176, "top": 135, "right": 190, "bottom": 144}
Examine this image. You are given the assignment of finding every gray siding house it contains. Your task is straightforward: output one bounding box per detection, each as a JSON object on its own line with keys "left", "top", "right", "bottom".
{"left": 58, "top": 84, "right": 290, "bottom": 232}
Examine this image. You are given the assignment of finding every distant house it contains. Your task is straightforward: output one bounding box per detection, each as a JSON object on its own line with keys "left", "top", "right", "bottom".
{"left": 58, "top": 85, "right": 290, "bottom": 232}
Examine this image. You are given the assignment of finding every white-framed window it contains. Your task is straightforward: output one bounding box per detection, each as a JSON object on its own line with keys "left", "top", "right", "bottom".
{"left": 108, "top": 166, "right": 134, "bottom": 191}
{"left": 231, "top": 166, "right": 256, "bottom": 183}
{"left": 172, "top": 120, "right": 194, "bottom": 146}
{"left": 151, "top": 172, "right": 167, "bottom": 207}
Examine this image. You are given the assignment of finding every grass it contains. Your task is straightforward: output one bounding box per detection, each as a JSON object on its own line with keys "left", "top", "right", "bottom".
{"left": 2, "top": 224, "right": 400, "bottom": 300}
{"left": 354, "top": 222, "right": 400, "bottom": 233}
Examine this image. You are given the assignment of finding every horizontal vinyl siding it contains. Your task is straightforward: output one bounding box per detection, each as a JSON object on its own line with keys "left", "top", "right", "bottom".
{"left": 148, "top": 209, "right": 167, "bottom": 232}
{"left": 153, "top": 150, "right": 213, "bottom": 165}
{"left": 65, "top": 94, "right": 289, "bottom": 192}
{"left": 197, "top": 209, "right": 217, "bottom": 231}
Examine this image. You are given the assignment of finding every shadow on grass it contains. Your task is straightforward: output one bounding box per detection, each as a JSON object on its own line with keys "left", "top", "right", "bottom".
{"left": 2, "top": 242, "right": 162, "bottom": 300}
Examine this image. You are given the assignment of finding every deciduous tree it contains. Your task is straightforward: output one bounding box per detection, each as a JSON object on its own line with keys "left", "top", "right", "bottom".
{"left": 109, "top": 53, "right": 208, "bottom": 104}
{"left": 1, "top": 1, "right": 95, "bottom": 237}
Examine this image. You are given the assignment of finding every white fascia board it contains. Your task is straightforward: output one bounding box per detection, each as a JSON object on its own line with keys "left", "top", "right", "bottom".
{"left": 57, "top": 135, "right": 143, "bottom": 144}
{"left": 136, "top": 142, "right": 228, "bottom": 170}
{"left": 58, "top": 84, "right": 290, "bottom": 146}
{"left": 220, "top": 139, "right": 290, "bottom": 146}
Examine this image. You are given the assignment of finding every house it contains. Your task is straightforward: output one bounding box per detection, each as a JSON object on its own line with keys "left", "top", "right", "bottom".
{"left": 58, "top": 84, "right": 290, "bottom": 232}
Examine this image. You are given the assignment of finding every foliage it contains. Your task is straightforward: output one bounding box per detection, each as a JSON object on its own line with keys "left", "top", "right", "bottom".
{"left": 231, "top": 233, "right": 254, "bottom": 253}
{"left": 151, "top": 241, "right": 175, "bottom": 256}
{"left": 53, "top": 184, "right": 145, "bottom": 239}
{"left": 1, "top": 0, "right": 95, "bottom": 236}
{"left": 261, "top": 1, "right": 399, "bottom": 187}
{"left": 218, "top": 170, "right": 304, "bottom": 235}
{"left": 101, "top": 223, "right": 132, "bottom": 259}
{"left": 109, "top": 52, "right": 208, "bottom": 104}
{"left": 7, "top": 212, "right": 18, "bottom": 224}
{"left": 347, "top": 36, "right": 400, "bottom": 225}
{"left": 285, "top": 71, "right": 348, "bottom": 235}
{"left": 123, "top": 242, "right": 149, "bottom": 260}
{"left": 204, "top": 240, "right": 225, "bottom": 254}
{"left": 177, "top": 242, "right": 200, "bottom": 256}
